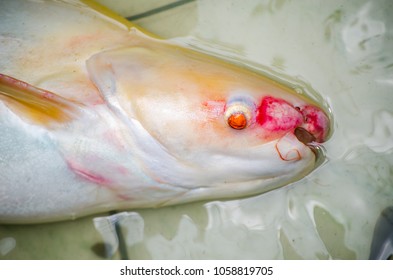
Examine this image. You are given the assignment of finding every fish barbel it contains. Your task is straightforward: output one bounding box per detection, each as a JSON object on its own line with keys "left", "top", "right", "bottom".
{"left": 0, "top": 0, "right": 331, "bottom": 223}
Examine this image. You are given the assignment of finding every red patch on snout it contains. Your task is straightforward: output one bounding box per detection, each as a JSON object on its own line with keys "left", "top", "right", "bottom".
{"left": 299, "top": 105, "right": 329, "bottom": 142}
{"left": 256, "top": 96, "right": 302, "bottom": 132}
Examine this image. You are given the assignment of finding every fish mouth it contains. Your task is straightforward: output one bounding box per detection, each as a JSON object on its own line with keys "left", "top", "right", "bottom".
{"left": 293, "top": 126, "right": 327, "bottom": 164}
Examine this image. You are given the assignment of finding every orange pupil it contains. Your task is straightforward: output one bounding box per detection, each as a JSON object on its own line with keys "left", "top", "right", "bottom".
{"left": 228, "top": 112, "right": 247, "bottom": 129}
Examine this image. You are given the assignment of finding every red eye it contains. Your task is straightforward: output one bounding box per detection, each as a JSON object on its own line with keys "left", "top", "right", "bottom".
{"left": 227, "top": 112, "right": 248, "bottom": 130}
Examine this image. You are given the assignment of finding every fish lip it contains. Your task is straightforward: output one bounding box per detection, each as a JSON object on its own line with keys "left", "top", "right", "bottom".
{"left": 293, "top": 126, "right": 327, "bottom": 159}
{"left": 284, "top": 126, "right": 326, "bottom": 163}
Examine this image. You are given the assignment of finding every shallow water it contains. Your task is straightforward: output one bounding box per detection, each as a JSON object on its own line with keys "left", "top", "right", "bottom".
{"left": 1, "top": 0, "right": 393, "bottom": 259}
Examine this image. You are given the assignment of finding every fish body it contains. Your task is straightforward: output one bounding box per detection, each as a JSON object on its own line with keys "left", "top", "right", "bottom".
{"left": 0, "top": 0, "right": 330, "bottom": 223}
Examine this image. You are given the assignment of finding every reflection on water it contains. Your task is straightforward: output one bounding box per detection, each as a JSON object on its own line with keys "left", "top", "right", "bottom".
{"left": 1, "top": 0, "right": 393, "bottom": 259}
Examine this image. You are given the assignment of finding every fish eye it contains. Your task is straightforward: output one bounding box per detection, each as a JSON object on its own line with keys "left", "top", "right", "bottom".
{"left": 224, "top": 97, "right": 255, "bottom": 130}
{"left": 227, "top": 111, "right": 248, "bottom": 129}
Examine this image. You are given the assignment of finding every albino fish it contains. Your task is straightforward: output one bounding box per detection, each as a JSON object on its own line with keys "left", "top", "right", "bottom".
{"left": 0, "top": 0, "right": 330, "bottom": 223}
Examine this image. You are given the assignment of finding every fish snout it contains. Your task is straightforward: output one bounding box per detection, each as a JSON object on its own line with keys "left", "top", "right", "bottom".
{"left": 297, "top": 105, "right": 330, "bottom": 143}
{"left": 257, "top": 96, "right": 330, "bottom": 144}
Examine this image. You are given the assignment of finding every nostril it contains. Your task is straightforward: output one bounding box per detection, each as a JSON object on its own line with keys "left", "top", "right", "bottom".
{"left": 294, "top": 127, "right": 316, "bottom": 145}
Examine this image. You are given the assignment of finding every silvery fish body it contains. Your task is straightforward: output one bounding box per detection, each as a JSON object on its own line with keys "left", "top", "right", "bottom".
{"left": 0, "top": 0, "right": 330, "bottom": 223}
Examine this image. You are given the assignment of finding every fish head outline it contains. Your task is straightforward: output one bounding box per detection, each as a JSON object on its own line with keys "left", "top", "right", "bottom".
{"left": 86, "top": 33, "right": 331, "bottom": 199}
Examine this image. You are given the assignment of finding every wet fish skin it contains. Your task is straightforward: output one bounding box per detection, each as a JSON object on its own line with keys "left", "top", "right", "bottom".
{"left": 0, "top": 0, "right": 330, "bottom": 223}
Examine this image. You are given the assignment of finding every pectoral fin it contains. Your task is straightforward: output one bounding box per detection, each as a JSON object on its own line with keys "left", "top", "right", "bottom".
{"left": 0, "top": 74, "right": 80, "bottom": 127}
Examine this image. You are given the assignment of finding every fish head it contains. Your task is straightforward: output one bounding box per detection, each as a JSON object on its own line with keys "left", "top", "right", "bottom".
{"left": 86, "top": 34, "right": 331, "bottom": 200}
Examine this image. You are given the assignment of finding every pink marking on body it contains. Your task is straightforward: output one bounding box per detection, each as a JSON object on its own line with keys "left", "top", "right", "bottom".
{"left": 66, "top": 160, "right": 134, "bottom": 201}
{"left": 256, "top": 96, "right": 303, "bottom": 132}
{"left": 67, "top": 161, "right": 112, "bottom": 185}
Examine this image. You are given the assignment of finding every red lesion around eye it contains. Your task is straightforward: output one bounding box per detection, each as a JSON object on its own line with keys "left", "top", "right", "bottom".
{"left": 256, "top": 96, "right": 303, "bottom": 133}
